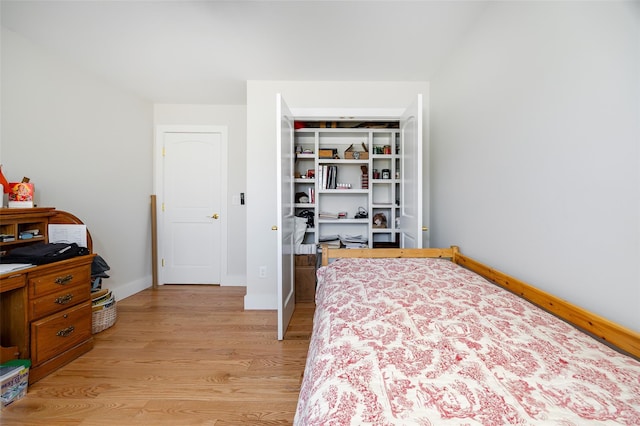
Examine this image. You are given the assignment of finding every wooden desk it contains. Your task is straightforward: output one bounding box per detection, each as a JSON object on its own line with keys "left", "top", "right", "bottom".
{"left": 0, "top": 207, "right": 95, "bottom": 383}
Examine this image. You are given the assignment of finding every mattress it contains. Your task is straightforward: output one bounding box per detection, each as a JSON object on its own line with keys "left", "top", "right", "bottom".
{"left": 295, "top": 257, "right": 640, "bottom": 425}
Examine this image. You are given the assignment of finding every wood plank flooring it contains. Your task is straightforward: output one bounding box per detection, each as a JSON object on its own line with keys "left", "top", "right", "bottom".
{"left": 1, "top": 286, "right": 315, "bottom": 425}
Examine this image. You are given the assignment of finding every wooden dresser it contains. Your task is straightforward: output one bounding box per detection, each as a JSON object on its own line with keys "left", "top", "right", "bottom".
{"left": 0, "top": 207, "right": 95, "bottom": 383}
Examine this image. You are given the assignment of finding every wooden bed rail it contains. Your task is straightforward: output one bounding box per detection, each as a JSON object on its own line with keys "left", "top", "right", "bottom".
{"left": 454, "top": 253, "right": 640, "bottom": 359}
{"left": 320, "top": 245, "right": 640, "bottom": 359}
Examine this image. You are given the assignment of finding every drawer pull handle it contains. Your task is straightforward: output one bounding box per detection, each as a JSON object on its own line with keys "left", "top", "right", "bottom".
{"left": 54, "top": 274, "right": 74, "bottom": 285}
{"left": 56, "top": 326, "right": 75, "bottom": 337}
{"left": 55, "top": 294, "right": 74, "bottom": 304}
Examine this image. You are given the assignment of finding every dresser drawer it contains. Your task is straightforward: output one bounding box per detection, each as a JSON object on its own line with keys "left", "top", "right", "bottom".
{"left": 31, "top": 300, "right": 92, "bottom": 365}
{"left": 29, "top": 283, "right": 90, "bottom": 320}
{"left": 29, "top": 262, "right": 91, "bottom": 298}
{"left": 0, "top": 272, "right": 26, "bottom": 293}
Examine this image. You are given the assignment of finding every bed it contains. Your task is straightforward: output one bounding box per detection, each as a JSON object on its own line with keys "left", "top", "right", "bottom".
{"left": 295, "top": 246, "right": 640, "bottom": 425}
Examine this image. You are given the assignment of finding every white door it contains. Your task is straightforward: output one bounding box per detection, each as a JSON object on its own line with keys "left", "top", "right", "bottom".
{"left": 276, "top": 94, "right": 296, "bottom": 340}
{"left": 399, "top": 95, "right": 423, "bottom": 248}
{"left": 157, "top": 127, "right": 227, "bottom": 284}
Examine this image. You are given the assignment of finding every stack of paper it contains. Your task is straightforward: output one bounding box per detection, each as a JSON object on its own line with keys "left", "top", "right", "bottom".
{"left": 319, "top": 235, "right": 341, "bottom": 248}
{"left": 0, "top": 264, "right": 34, "bottom": 274}
{"left": 340, "top": 234, "right": 368, "bottom": 248}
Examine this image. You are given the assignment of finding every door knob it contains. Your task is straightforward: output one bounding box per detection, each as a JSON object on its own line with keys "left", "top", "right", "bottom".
{"left": 211, "top": 213, "right": 220, "bottom": 219}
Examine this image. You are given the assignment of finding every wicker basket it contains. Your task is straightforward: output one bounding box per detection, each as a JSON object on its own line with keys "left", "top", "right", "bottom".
{"left": 92, "top": 299, "right": 117, "bottom": 334}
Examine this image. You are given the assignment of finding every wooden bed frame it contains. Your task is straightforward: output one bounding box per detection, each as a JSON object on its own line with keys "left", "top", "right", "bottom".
{"left": 320, "top": 245, "right": 640, "bottom": 359}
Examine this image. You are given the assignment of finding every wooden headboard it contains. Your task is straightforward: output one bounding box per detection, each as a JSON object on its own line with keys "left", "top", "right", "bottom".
{"left": 320, "top": 245, "right": 640, "bottom": 359}
{"left": 321, "top": 246, "right": 459, "bottom": 266}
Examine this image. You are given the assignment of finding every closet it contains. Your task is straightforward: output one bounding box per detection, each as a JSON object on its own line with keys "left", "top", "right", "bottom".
{"left": 275, "top": 94, "right": 424, "bottom": 339}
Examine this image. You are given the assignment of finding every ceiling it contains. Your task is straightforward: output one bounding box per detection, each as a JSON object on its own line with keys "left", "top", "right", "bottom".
{"left": 1, "top": 1, "right": 488, "bottom": 105}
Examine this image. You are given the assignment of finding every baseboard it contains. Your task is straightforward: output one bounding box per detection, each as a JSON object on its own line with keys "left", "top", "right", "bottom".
{"left": 110, "top": 275, "right": 153, "bottom": 301}
{"left": 222, "top": 273, "right": 246, "bottom": 286}
{"left": 244, "top": 292, "right": 277, "bottom": 310}
{"left": 109, "top": 274, "right": 247, "bottom": 302}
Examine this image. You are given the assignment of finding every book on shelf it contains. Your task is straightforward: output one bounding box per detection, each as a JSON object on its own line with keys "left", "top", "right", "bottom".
{"left": 318, "top": 165, "right": 338, "bottom": 189}
{"left": 328, "top": 165, "right": 337, "bottom": 189}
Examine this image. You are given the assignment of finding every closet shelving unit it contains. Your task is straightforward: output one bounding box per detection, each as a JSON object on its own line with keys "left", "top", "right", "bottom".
{"left": 293, "top": 122, "right": 401, "bottom": 248}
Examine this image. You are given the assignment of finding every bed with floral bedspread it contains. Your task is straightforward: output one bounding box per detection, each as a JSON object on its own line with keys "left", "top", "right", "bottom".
{"left": 295, "top": 257, "right": 640, "bottom": 425}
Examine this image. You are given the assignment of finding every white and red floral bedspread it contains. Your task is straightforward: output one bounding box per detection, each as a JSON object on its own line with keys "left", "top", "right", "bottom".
{"left": 295, "top": 258, "right": 640, "bottom": 425}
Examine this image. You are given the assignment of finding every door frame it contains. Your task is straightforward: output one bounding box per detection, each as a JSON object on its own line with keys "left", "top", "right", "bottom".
{"left": 154, "top": 125, "right": 229, "bottom": 286}
{"left": 276, "top": 96, "right": 424, "bottom": 337}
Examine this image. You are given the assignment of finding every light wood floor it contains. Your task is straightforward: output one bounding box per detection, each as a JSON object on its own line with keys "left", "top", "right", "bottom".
{"left": 1, "top": 286, "right": 315, "bottom": 425}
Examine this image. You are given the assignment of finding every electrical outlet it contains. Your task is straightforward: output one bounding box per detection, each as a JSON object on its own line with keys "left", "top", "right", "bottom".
{"left": 259, "top": 266, "right": 267, "bottom": 278}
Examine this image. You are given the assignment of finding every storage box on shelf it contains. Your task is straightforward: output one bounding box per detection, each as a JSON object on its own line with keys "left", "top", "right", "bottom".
{"left": 344, "top": 143, "right": 369, "bottom": 159}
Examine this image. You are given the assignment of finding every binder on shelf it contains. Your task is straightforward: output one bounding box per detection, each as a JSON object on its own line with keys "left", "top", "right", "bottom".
{"left": 318, "top": 165, "right": 337, "bottom": 190}
{"left": 317, "top": 165, "right": 325, "bottom": 190}
{"left": 326, "top": 166, "right": 337, "bottom": 189}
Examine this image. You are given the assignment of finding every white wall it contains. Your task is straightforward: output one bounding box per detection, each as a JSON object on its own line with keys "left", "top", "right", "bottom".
{"left": 246, "top": 81, "right": 429, "bottom": 309}
{"left": 153, "top": 104, "right": 247, "bottom": 284}
{"left": 1, "top": 28, "right": 154, "bottom": 301}
{"left": 430, "top": 2, "right": 640, "bottom": 331}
